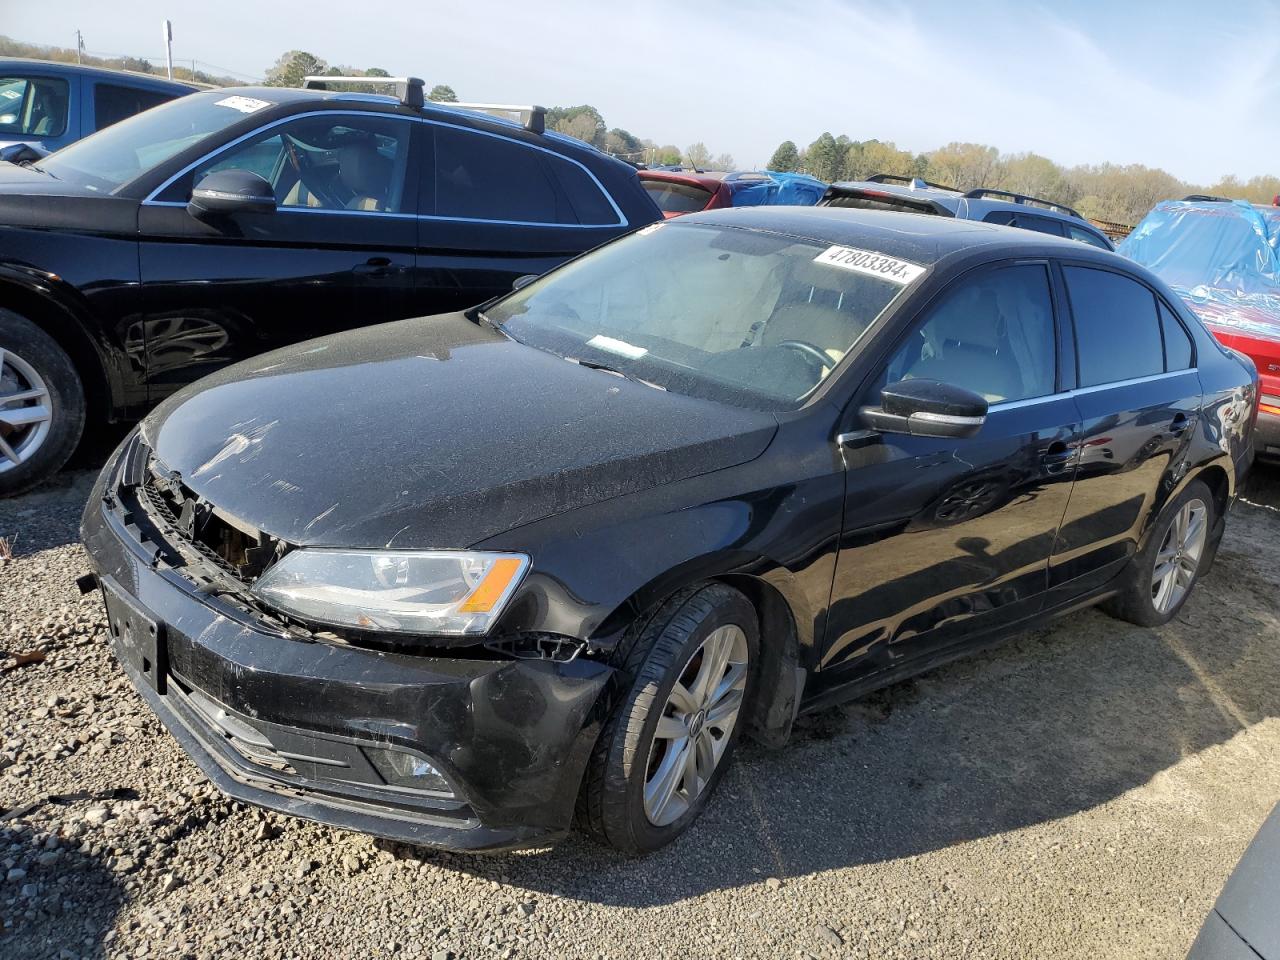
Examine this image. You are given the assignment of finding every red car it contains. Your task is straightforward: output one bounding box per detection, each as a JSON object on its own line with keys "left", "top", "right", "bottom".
{"left": 638, "top": 170, "right": 732, "bottom": 218}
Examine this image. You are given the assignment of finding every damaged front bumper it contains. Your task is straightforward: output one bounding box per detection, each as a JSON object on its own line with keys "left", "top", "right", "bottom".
{"left": 79, "top": 432, "right": 615, "bottom": 852}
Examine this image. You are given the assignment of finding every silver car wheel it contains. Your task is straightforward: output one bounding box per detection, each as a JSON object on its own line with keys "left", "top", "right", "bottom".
{"left": 642, "top": 623, "right": 749, "bottom": 827}
{"left": 1151, "top": 498, "right": 1208, "bottom": 615}
{"left": 0, "top": 347, "right": 53, "bottom": 473}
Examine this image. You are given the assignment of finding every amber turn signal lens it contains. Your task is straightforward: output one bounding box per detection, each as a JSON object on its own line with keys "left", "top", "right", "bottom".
{"left": 459, "top": 557, "right": 525, "bottom": 613}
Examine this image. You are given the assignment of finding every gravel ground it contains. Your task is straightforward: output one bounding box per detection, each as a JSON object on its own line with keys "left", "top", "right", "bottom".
{"left": 2, "top": 464, "right": 1280, "bottom": 960}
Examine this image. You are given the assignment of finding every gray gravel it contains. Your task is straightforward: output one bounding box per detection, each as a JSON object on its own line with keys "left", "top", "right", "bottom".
{"left": 2, "top": 466, "right": 1280, "bottom": 959}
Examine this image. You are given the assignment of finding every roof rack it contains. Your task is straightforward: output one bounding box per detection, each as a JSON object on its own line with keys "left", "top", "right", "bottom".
{"left": 448, "top": 101, "right": 547, "bottom": 135}
{"left": 1182, "top": 194, "right": 1234, "bottom": 203}
{"left": 866, "top": 173, "right": 960, "bottom": 192}
{"left": 962, "top": 187, "right": 1082, "bottom": 220}
{"left": 303, "top": 75, "right": 424, "bottom": 109}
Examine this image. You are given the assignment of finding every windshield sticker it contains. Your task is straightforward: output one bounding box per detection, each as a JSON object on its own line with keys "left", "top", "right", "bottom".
{"left": 587, "top": 334, "right": 648, "bottom": 360}
{"left": 637, "top": 222, "right": 664, "bottom": 237}
{"left": 214, "top": 95, "right": 273, "bottom": 114}
{"left": 813, "top": 245, "right": 926, "bottom": 285}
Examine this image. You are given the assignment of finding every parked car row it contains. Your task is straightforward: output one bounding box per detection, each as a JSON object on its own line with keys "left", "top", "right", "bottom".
{"left": 0, "top": 66, "right": 1263, "bottom": 856}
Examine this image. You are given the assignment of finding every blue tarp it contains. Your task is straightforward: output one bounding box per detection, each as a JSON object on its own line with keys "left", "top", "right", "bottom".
{"left": 1118, "top": 199, "right": 1280, "bottom": 340}
{"left": 721, "top": 171, "right": 827, "bottom": 208}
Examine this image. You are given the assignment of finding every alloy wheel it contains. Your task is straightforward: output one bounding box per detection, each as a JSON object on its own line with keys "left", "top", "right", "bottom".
{"left": 0, "top": 347, "right": 53, "bottom": 473}
{"left": 642, "top": 623, "right": 749, "bottom": 827}
{"left": 1150, "top": 498, "right": 1208, "bottom": 615}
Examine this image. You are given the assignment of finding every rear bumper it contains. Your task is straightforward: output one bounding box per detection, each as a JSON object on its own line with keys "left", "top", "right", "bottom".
{"left": 79, "top": 434, "right": 614, "bottom": 852}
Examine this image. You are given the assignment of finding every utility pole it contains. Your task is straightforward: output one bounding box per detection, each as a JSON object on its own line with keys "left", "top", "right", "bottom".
{"left": 162, "top": 20, "right": 173, "bottom": 80}
{"left": 74, "top": 29, "right": 83, "bottom": 64}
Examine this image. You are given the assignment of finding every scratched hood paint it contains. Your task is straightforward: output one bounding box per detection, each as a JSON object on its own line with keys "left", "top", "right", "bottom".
{"left": 143, "top": 313, "right": 778, "bottom": 548}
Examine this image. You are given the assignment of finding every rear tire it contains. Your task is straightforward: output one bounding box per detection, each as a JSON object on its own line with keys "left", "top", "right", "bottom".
{"left": 1101, "top": 479, "right": 1215, "bottom": 627}
{"left": 577, "top": 583, "right": 759, "bottom": 854}
{"left": 0, "top": 309, "right": 86, "bottom": 497}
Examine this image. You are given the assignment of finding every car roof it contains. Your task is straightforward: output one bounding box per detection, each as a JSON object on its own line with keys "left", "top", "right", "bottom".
{"left": 0, "top": 57, "right": 197, "bottom": 93}
{"left": 680, "top": 205, "right": 1111, "bottom": 265}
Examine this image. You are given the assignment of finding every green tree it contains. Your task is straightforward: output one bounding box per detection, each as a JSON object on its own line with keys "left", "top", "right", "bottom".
{"left": 605, "top": 128, "right": 643, "bottom": 160}
{"left": 547, "top": 106, "right": 607, "bottom": 148}
{"left": 650, "top": 144, "right": 682, "bottom": 166}
{"left": 803, "top": 132, "right": 841, "bottom": 182}
{"left": 428, "top": 84, "right": 458, "bottom": 102}
{"left": 767, "top": 141, "right": 800, "bottom": 172}
{"left": 925, "top": 142, "right": 1001, "bottom": 191}
{"left": 264, "top": 50, "right": 328, "bottom": 87}
{"left": 684, "top": 142, "right": 712, "bottom": 169}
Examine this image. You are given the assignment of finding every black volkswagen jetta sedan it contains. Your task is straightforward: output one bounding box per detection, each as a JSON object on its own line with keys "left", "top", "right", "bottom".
{"left": 81, "top": 208, "right": 1257, "bottom": 853}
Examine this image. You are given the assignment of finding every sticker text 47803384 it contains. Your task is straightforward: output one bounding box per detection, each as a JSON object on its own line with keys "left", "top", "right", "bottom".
{"left": 813, "top": 245, "right": 926, "bottom": 285}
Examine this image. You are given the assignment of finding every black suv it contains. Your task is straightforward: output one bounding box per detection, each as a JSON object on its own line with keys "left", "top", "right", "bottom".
{"left": 820, "top": 174, "right": 1115, "bottom": 250}
{"left": 0, "top": 77, "right": 660, "bottom": 493}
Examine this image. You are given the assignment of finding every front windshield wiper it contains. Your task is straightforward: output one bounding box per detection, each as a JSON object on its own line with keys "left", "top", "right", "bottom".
{"left": 567, "top": 356, "right": 667, "bottom": 392}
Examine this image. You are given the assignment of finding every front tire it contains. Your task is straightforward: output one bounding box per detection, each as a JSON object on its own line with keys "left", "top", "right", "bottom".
{"left": 1102, "top": 478, "right": 1215, "bottom": 627}
{"left": 578, "top": 583, "right": 759, "bottom": 854}
{"left": 0, "top": 310, "right": 86, "bottom": 497}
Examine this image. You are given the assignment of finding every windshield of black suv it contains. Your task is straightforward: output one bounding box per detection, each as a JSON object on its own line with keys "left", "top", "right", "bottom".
{"left": 486, "top": 221, "right": 923, "bottom": 411}
{"left": 39, "top": 90, "right": 276, "bottom": 193}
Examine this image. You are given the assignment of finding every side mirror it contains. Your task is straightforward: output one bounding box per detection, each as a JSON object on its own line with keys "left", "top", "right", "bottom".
{"left": 188, "top": 169, "right": 276, "bottom": 220}
{"left": 512, "top": 274, "right": 539, "bottom": 292}
{"left": 860, "top": 378, "right": 988, "bottom": 439}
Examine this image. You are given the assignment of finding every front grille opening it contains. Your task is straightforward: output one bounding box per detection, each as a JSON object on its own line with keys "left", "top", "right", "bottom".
{"left": 142, "top": 465, "right": 283, "bottom": 583}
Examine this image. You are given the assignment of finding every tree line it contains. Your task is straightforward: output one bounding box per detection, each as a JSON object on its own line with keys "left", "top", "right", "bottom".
{"left": 6, "top": 36, "right": 1275, "bottom": 226}
{"left": 767, "top": 134, "right": 1280, "bottom": 227}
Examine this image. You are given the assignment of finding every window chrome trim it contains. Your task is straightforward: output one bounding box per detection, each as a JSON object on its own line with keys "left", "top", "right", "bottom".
{"left": 985, "top": 368, "right": 1198, "bottom": 413}
{"left": 143, "top": 108, "right": 628, "bottom": 229}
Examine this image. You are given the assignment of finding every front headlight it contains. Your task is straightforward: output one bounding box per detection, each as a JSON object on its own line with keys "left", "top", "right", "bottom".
{"left": 251, "top": 549, "right": 529, "bottom": 636}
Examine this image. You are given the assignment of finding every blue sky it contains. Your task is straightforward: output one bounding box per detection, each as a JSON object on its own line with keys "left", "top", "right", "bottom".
{"left": 9, "top": 0, "right": 1278, "bottom": 182}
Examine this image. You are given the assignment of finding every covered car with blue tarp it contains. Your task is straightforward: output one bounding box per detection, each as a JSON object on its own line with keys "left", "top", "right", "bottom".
{"left": 1119, "top": 198, "right": 1280, "bottom": 459}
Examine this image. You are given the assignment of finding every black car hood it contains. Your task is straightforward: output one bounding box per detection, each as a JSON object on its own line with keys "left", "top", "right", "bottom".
{"left": 0, "top": 162, "right": 139, "bottom": 233}
{"left": 143, "top": 313, "right": 778, "bottom": 549}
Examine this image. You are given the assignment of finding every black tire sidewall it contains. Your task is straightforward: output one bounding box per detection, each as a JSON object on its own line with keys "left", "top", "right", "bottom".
{"left": 0, "top": 309, "right": 86, "bottom": 496}
{"left": 606, "top": 585, "right": 759, "bottom": 854}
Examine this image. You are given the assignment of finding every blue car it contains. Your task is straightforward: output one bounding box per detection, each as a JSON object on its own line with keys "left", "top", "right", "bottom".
{"left": 0, "top": 58, "right": 195, "bottom": 155}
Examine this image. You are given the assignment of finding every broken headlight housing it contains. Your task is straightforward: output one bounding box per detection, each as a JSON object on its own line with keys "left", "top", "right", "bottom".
{"left": 251, "top": 549, "right": 529, "bottom": 636}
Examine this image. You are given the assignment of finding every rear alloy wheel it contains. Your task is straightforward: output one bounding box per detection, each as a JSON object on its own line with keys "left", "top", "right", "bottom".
{"left": 578, "top": 583, "right": 759, "bottom": 853}
{"left": 0, "top": 309, "right": 86, "bottom": 497}
{"left": 1102, "top": 478, "right": 1216, "bottom": 627}
{"left": 1149, "top": 497, "right": 1208, "bottom": 615}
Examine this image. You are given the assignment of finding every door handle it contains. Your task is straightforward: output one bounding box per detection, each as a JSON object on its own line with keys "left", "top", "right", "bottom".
{"left": 1169, "top": 413, "right": 1190, "bottom": 436}
{"left": 1040, "top": 440, "right": 1074, "bottom": 470}
{"left": 353, "top": 257, "right": 396, "bottom": 278}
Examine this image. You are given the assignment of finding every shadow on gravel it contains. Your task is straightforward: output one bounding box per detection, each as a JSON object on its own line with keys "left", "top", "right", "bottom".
{"left": 0, "top": 821, "right": 127, "bottom": 958}
{"left": 406, "top": 508, "right": 1280, "bottom": 908}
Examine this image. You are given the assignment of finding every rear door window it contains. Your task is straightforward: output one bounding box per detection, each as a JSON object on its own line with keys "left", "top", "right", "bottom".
{"left": 93, "top": 84, "right": 179, "bottom": 131}
{"left": 433, "top": 125, "right": 573, "bottom": 224}
{"left": 0, "top": 75, "right": 69, "bottom": 138}
{"left": 1159, "top": 301, "right": 1195, "bottom": 370}
{"left": 1015, "top": 214, "right": 1066, "bottom": 237}
{"left": 1063, "top": 266, "right": 1164, "bottom": 386}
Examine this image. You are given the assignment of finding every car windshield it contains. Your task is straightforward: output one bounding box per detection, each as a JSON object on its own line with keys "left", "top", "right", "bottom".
{"left": 39, "top": 90, "right": 274, "bottom": 193}
{"left": 486, "top": 221, "right": 922, "bottom": 410}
